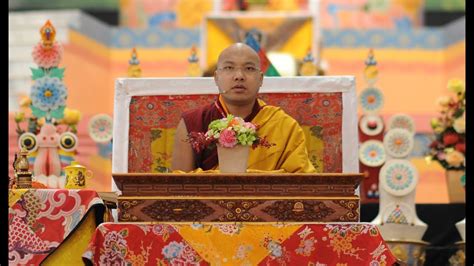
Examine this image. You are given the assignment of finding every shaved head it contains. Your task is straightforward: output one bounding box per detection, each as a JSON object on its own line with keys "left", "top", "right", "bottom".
{"left": 217, "top": 43, "right": 260, "bottom": 67}
{"left": 214, "top": 42, "right": 264, "bottom": 108}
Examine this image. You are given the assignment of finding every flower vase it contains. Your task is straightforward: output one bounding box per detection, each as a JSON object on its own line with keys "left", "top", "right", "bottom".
{"left": 217, "top": 145, "right": 250, "bottom": 173}
{"left": 445, "top": 170, "right": 465, "bottom": 203}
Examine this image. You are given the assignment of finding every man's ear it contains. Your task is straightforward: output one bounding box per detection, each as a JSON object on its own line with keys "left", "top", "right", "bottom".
{"left": 214, "top": 70, "right": 218, "bottom": 83}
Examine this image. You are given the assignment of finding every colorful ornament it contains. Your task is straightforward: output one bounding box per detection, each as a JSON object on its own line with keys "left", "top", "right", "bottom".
{"left": 359, "top": 87, "right": 384, "bottom": 113}
{"left": 388, "top": 114, "right": 416, "bottom": 136}
{"left": 363, "top": 49, "right": 378, "bottom": 86}
{"left": 40, "top": 20, "right": 56, "bottom": 48}
{"left": 32, "top": 42, "right": 63, "bottom": 69}
{"left": 380, "top": 159, "right": 418, "bottom": 197}
{"left": 187, "top": 45, "right": 202, "bottom": 77}
{"left": 88, "top": 114, "right": 113, "bottom": 143}
{"left": 359, "top": 114, "right": 384, "bottom": 136}
{"left": 128, "top": 48, "right": 142, "bottom": 77}
{"left": 359, "top": 140, "right": 386, "bottom": 167}
{"left": 383, "top": 128, "right": 414, "bottom": 158}
{"left": 30, "top": 77, "right": 67, "bottom": 120}
{"left": 385, "top": 204, "right": 410, "bottom": 224}
{"left": 17, "top": 124, "right": 78, "bottom": 188}
{"left": 31, "top": 20, "right": 63, "bottom": 68}
{"left": 299, "top": 48, "right": 318, "bottom": 76}
{"left": 14, "top": 20, "right": 78, "bottom": 189}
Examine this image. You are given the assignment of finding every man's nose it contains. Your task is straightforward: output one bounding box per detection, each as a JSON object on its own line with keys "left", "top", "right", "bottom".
{"left": 233, "top": 68, "right": 245, "bottom": 80}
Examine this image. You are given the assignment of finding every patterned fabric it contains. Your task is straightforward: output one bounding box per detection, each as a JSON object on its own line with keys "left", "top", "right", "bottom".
{"left": 79, "top": 25, "right": 459, "bottom": 50}
{"left": 83, "top": 223, "right": 398, "bottom": 265}
{"left": 8, "top": 189, "right": 104, "bottom": 265}
{"left": 128, "top": 93, "right": 342, "bottom": 173}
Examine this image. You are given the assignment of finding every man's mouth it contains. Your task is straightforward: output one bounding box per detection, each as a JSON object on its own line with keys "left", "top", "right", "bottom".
{"left": 231, "top": 85, "right": 247, "bottom": 91}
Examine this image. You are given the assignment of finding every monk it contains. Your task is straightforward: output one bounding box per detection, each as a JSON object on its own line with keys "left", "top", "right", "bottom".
{"left": 171, "top": 43, "right": 315, "bottom": 173}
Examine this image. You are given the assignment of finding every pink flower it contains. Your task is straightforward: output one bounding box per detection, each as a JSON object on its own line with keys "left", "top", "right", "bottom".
{"left": 437, "top": 152, "right": 446, "bottom": 161}
{"left": 244, "top": 122, "right": 256, "bottom": 130}
{"left": 32, "top": 42, "right": 63, "bottom": 68}
{"left": 218, "top": 128, "right": 237, "bottom": 148}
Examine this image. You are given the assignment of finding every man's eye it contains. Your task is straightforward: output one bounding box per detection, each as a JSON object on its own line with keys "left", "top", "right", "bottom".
{"left": 246, "top": 67, "right": 256, "bottom": 71}
{"left": 223, "top": 66, "right": 233, "bottom": 70}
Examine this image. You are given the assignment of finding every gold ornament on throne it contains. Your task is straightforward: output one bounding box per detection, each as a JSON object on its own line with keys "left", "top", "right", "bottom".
{"left": 128, "top": 48, "right": 142, "bottom": 78}
{"left": 299, "top": 48, "right": 318, "bottom": 76}
{"left": 40, "top": 20, "right": 56, "bottom": 48}
{"left": 187, "top": 45, "right": 202, "bottom": 77}
{"left": 364, "top": 49, "right": 379, "bottom": 86}
{"left": 13, "top": 148, "right": 33, "bottom": 189}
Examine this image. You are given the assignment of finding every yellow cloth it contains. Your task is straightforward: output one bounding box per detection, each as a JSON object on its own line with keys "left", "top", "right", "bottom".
{"left": 9, "top": 189, "right": 28, "bottom": 207}
{"left": 42, "top": 209, "right": 97, "bottom": 265}
{"left": 176, "top": 223, "right": 300, "bottom": 265}
{"left": 247, "top": 99, "right": 316, "bottom": 173}
{"left": 172, "top": 168, "right": 286, "bottom": 174}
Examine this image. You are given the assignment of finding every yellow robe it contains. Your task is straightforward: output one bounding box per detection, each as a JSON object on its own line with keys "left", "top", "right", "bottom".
{"left": 246, "top": 99, "right": 316, "bottom": 173}
{"left": 174, "top": 97, "right": 316, "bottom": 173}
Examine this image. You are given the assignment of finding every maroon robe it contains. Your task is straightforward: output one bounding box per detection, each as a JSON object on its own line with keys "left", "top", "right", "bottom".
{"left": 182, "top": 98, "right": 262, "bottom": 170}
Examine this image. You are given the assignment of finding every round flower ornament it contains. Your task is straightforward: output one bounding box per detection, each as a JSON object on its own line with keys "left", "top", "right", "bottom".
{"left": 359, "top": 87, "right": 384, "bottom": 113}
{"left": 88, "top": 114, "right": 113, "bottom": 143}
{"left": 359, "top": 140, "right": 386, "bottom": 167}
{"left": 32, "top": 42, "right": 63, "bottom": 69}
{"left": 383, "top": 128, "right": 414, "bottom": 158}
{"left": 380, "top": 159, "right": 418, "bottom": 197}
{"left": 30, "top": 76, "right": 67, "bottom": 119}
{"left": 388, "top": 114, "right": 415, "bottom": 135}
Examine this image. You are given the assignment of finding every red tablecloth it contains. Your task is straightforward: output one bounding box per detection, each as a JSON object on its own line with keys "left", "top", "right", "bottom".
{"left": 8, "top": 189, "right": 105, "bottom": 265}
{"left": 83, "top": 222, "right": 398, "bottom": 265}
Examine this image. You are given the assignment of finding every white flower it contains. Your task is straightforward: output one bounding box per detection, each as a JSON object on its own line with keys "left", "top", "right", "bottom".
{"left": 436, "top": 96, "right": 451, "bottom": 107}
{"left": 453, "top": 117, "right": 465, "bottom": 133}
{"left": 445, "top": 150, "right": 465, "bottom": 168}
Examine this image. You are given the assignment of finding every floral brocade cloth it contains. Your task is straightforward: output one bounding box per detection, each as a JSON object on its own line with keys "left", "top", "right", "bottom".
{"left": 128, "top": 93, "right": 343, "bottom": 173}
{"left": 8, "top": 189, "right": 104, "bottom": 265}
{"left": 83, "top": 222, "right": 398, "bottom": 266}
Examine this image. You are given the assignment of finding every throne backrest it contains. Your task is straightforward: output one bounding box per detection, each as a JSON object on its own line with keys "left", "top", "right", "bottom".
{"left": 112, "top": 77, "right": 358, "bottom": 183}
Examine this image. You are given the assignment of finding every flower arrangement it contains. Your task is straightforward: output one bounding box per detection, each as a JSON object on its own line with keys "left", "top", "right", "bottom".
{"left": 427, "top": 79, "right": 465, "bottom": 170}
{"left": 187, "top": 115, "right": 274, "bottom": 152}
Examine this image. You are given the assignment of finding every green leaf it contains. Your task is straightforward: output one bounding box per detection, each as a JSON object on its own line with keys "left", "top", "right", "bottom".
{"left": 151, "top": 129, "right": 162, "bottom": 141}
{"left": 453, "top": 109, "right": 464, "bottom": 118}
{"left": 50, "top": 105, "right": 65, "bottom": 119}
{"left": 49, "top": 67, "right": 65, "bottom": 79}
{"left": 30, "top": 68, "right": 45, "bottom": 80}
{"left": 120, "top": 228, "right": 129, "bottom": 237}
{"left": 310, "top": 126, "right": 323, "bottom": 138}
{"left": 31, "top": 105, "right": 47, "bottom": 118}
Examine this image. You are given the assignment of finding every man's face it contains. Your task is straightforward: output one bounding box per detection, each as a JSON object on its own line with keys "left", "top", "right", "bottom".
{"left": 214, "top": 46, "right": 263, "bottom": 106}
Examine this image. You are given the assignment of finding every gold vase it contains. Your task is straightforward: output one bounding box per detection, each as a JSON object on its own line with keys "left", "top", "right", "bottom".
{"left": 445, "top": 170, "right": 465, "bottom": 203}
{"left": 386, "top": 240, "right": 428, "bottom": 266}
{"left": 217, "top": 145, "right": 250, "bottom": 173}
